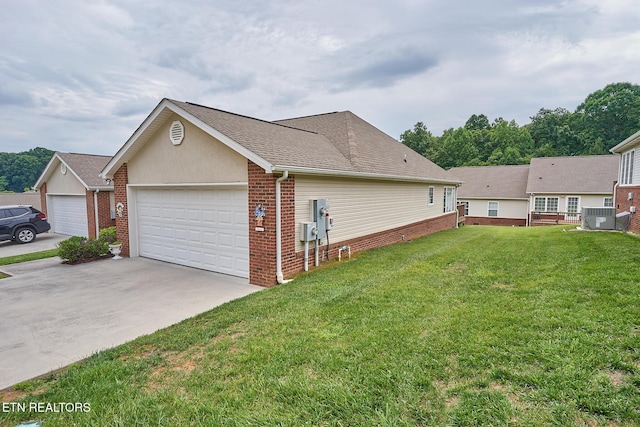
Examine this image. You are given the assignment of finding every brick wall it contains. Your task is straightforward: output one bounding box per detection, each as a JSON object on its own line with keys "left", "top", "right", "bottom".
{"left": 114, "top": 164, "right": 130, "bottom": 256}
{"left": 615, "top": 185, "right": 640, "bottom": 232}
{"left": 86, "top": 189, "right": 96, "bottom": 238}
{"left": 466, "top": 216, "right": 526, "bottom": 226}
{"left": 97, "top": 191, "right": 115, "bottom": 231}
{"left": 288, "top": 211, "right": 458, "bottom": 277}
{"left": 247, "top": 161, "right": 295, "bottom": 287}
{"left": 39, "top": 183, "right": 47, "bottom": 216}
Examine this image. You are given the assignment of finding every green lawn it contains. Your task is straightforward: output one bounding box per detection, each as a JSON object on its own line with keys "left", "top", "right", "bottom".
{"left": 1, "top": 226, "right": 639, "bottom": 426}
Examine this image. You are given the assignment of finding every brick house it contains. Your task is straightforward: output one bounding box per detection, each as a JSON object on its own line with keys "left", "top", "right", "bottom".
{"left": 610, "top": 129, "right": 640, "bottom": 232}
{"left": 100, "top": 99, "right": 462, "bottom": 287}
{"left": 34, "top": 152, "right": 115, "bottom": 238}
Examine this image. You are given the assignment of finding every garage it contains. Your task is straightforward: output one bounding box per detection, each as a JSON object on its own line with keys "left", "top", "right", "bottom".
{"left": 49, "top": 195, "right": 89, "bottom": 237}
{"left": 134, "top": 187, "right": 249, "bottom": 278}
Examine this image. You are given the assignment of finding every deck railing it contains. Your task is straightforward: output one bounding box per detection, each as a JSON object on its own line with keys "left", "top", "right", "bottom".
{"left": 530, "top": 211, "right": 581, "bottom": 225}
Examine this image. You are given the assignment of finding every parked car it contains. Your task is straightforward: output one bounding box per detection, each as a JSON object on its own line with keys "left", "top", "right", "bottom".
{"left": 0, "top": 205, "right": 51, "bottom": 244}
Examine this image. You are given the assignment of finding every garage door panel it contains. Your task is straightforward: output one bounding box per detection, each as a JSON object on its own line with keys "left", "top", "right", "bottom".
{"left": 136, "top": 188, "right": 248, "bottom": 278}
{"left": 50, "top": 195, "right": 88, "bottom": 237}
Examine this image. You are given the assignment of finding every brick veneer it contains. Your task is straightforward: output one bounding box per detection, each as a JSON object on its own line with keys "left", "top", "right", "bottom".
{"left": 39, "top": 182, "right": 47, "bottom": 216}
{"left": 86, "top": 189, "right": 96, "bottom": 238}
{"left": 87, "top": 190, "right": 116, "bottom": 238}
{"left": 248, "top": 161, "right": 295, "bottom": 287}
{"left": 289, "top": 212, "right": 457, "bottom": 276}
{"left": 466, "top": 216, "right": 526, "bottom": 226}
{"left": 114, "top": 164, "right": 130, "bottom": 257}
{"left": 615, "top": 185, "right": 640, "bottom": 232}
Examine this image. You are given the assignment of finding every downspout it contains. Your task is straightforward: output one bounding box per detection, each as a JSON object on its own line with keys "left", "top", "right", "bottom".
{"left": 94, "top": 189, "right": 100, "bottom": 238}
{"left": 275, "top": 171, "right": 292, "bottom": 284}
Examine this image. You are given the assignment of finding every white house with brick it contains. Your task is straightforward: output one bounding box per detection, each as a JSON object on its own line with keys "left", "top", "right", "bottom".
{"left": 610, "top": 128, "right": 640, "bottom": 232}
{"left": 100, "top": 99, "right": 461, "bottom": 287}
{"left": 35, "top": 152, "right": 115, "bottom": 237}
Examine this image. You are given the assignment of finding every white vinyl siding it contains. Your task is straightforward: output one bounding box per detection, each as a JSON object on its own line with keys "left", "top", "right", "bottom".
{"left": 295, "top": 176, "right": 447, "bottom": 252}
{"left": 620, "top": 150, "right": 635, "bottom": 185}
{"left": 460, "top": 198, "right": 528, "bottom": 219}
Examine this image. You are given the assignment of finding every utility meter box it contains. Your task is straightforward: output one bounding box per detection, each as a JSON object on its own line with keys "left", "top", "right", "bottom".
{"left": 300, "top": 222, "right": 318, "bottom": 242}
{"left": 311, "top": 199, "right": 330, "bottom": 240}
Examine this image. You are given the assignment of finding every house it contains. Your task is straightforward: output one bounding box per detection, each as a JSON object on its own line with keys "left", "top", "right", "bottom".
{"left": 100, "top": 99, "right": 461, "bottom": 287}
{"left": 448, "top": 155, "right": 618, "bottom": 226}
{"left": 610, "top": 129, "right": 640, "bottom": 232}
{"left": 34, "top": 152, "right": 115, "bottom": 237}
{"left": 526, "top": 155, "right": 618, "bottom": 225}
{"left": 448, "top": 165, "right": 530, "bottom": 226}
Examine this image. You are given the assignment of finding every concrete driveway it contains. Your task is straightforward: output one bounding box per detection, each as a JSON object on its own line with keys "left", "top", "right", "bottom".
{"left": 0, "top": 257, "right": 262, "bottom": 390}
{"left": 0, "top": 232, "right": 67, "bottom": 257}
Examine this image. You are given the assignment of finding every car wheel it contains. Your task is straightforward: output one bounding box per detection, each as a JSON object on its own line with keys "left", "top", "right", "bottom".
{"left": 15, "top": 227, "right": 36, "bottom": 244}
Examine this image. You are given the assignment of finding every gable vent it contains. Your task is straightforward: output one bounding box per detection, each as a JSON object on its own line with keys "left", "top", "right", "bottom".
{"left": 169, "top": 120, "right": 185, "bottom": 145}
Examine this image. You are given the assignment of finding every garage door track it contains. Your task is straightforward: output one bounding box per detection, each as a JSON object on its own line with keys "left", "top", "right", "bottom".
{"left": 0, "top": 257, "right": 262, "bottom": 390}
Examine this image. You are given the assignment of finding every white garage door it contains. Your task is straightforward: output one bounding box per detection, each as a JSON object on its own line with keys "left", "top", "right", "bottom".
{"left": 49, "top": 195, "right": 88, "bottom": 237}
{"left": 136, "top": 188, "right": 249, "bottom": 278}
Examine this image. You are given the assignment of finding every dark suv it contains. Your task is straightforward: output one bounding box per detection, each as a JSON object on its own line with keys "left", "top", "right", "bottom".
{"left": 0, "top": 205, "right": 51, "bottom": 244}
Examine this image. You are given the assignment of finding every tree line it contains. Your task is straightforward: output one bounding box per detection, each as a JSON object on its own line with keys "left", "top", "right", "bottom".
{"left": 0, "top": 147, "right": 54, "bottom": 193}
{"left": 400, "top": 82, "right": 640, "bottom": 169}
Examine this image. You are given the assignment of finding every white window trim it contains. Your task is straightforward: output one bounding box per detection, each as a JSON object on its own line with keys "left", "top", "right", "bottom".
{"left": 603, "top": 197, "right": 613, "bottom": 207}
{"left": 566, "top": 196, "right": 580, "bottom": 213}
{"left": 488, "top": 201, "right": 499, "bottom": 217}
{"left": 428, "top": 186, "right": 434, "bottom": 205}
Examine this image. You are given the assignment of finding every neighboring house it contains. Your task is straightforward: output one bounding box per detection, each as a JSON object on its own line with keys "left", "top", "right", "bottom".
{"left": 526, "top": 155, "right": 618, "bottom": 225}
{"left": 610, "top": 128, "right": 640, "bottom": 232}
{"left": 100, "top": 99, "right": 461, "bottom": 287}
{"left": 448, "top": 155, "right": 618, "bottom": 226}
{"left": 0, "top": 192, "right": 41, "bottom": 211}
{"left": 448, "top": 165, "right": 530, "bottom": 226}
{"left": 34, "top": 152, "right": 115, "bottom": 237}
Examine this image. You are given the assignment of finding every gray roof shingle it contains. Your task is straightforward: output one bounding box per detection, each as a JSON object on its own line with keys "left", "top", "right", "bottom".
{"left": 170, "top": 100, "right": 455, "bottom": 182}
{"left": 56, "top": 152, "right": 113, "bottom": 188}
{"left": 526, "top": 155, "right": 618, "bottom": 194}
{"left": 448, "top": 165, "right": 530, "bottom": 199}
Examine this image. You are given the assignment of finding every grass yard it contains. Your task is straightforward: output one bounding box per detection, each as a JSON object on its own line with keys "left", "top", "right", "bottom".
{"left": 1, "top": 226, "right": 639, "bottom": 426}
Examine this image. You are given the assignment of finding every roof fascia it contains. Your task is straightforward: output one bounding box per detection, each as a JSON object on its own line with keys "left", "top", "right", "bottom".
{"left": 34, "top": 153, "right": 92, "bottom": 191}
{"left": 101, "top": 99, "right": 273, "bottom": 178}
{"left": 272, "top": 165, "right": 462, "bottom": 185}
{"left": 610, "top": 129, "right": 640, "bottom": 153}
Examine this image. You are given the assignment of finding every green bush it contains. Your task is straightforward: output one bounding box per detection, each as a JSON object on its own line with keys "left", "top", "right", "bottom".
{"left": 98, "top": 226, "right": 117, "bottom": 244}
{"left": 57, "top": 236, "right": 109, "bottom": 263}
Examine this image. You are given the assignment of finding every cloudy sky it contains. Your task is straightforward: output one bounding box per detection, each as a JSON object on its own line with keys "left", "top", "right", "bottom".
{"left": 2, "top": 0, "right": 639, "bottom": 155}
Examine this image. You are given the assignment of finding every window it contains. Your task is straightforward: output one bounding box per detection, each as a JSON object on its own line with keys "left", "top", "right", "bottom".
{"left": 488, "top": 201, "right": 498, "bottom": 217}
{"left": 428, "top": 186, "right": 434, "bottom": 205}
{"left": 604, "top": 197, "right": 613, "bottom": 207}
{"left": 443, "top": 187, "right": 455, "bottom": 213}
{"left": 621, "top": 150, "right": 635, "bottom": 185}
{"left": 567, "top": 197, "right": 579, "bottom": 213}
{"left": 534, "top": 196, "right": 559, "bottom": 212}
{"left": 463, "top": 201, "right": 469, "bottom": 216}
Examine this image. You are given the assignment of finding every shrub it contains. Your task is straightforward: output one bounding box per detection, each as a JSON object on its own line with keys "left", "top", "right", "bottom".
{"left": 57, "top": 236, "right": 109, "bottom": 263}
{"left": 98, "top": 226, "right": 117, "bottom": 244}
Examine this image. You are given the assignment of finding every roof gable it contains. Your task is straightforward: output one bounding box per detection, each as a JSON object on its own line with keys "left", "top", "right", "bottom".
{"left": 526, "top": 155, "right": 618, "bottom": 194}
{"left": 35, "top": 152, "right": 113, "bottom": 191}
{"left": 103, "top": 99, "right": 459, "bottom": 184}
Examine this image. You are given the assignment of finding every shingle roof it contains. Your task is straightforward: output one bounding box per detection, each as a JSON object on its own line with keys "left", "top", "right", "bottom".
{"left": 56, "top": 153, "right": 113, "bottom": 188}
{"left": 274, "top": 111, "right": 452, "bottom": 181}
{"left": 526, "top": 155, "right": 618, "bottom": 194}
{"left": 101, "top": 99, "right": 458, "bottom": 184}
{"left": 448, "top": 165, "right": 530, "bottom": 199}
{"left": 35, "top": 152, "right": 113, "bottom": 190}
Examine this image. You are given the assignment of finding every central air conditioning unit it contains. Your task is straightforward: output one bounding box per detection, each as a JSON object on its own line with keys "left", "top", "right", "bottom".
{"left": 581, "top": 207, "right": 617, "bottom": 230}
